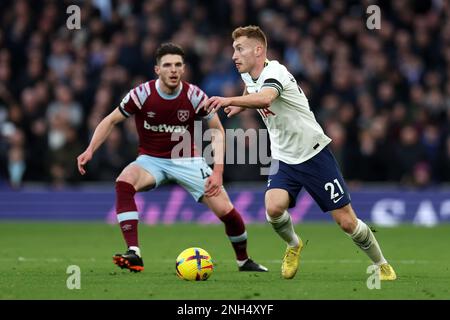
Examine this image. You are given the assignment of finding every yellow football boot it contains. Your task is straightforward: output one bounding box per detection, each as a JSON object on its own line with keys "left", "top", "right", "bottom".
{"left": 379, "top": 263, "right": 397, "bottom": 280}
{"left": 281, "top": 239, "right": 303, "bottom": 279}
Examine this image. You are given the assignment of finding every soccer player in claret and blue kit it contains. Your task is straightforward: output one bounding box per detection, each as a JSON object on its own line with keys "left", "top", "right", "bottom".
{"left": 77, "top": 43, "right": 267, "bottom": 273}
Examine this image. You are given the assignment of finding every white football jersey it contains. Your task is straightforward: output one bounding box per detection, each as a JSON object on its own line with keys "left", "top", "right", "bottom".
{"left": 241, "top": 60, "right": 332, "bottom": 164}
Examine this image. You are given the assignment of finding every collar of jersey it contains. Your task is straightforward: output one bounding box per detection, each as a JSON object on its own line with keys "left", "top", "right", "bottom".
{"left": 251, "top": 59, "right": 270, "bottom": 82}
{"left": 156, "top": 79, "right": 183, "bottom": 100}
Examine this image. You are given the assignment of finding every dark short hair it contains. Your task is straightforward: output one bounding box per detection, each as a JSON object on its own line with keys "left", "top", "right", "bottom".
{"left": 155, "top": 43, "right": 185, "bottom": 64}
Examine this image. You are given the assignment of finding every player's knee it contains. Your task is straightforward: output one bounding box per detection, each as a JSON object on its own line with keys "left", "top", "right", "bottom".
{"left": 266, "top": 202, "right": 286, "bottom": 219}
{"left": 115, "top": 165, "right": 141, "bottom": 193}
{"left": 336, "top": 215, "right": 357, "bottom": 233}
{"left": 116, "top": 173, "right": 134, "bottom": 185}
{"left": 216, "top": 202, "right": 234, "bottom": 217}
{"left": 332, "top": 204, "right": 357, "bottom": 233}
{"left": 116, "top": 167, "right": 138, "bottom": 186}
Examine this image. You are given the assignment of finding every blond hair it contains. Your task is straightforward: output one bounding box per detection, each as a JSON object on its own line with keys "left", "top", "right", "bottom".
{"left": 232, "top": 25, "right": 267, "bottom": 47}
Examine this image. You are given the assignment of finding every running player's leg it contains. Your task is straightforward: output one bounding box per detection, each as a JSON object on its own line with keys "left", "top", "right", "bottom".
{"left": 113, "top": 156, "right": 164, "bottom": 272}
{"left": 168, "top": 157, "right": 267, "bottom": 271}
{"left": 265, "top": 160, "right": 304, "bottom": 279}
{"left": 331, "top": 204, "right": 396, "bottom": 280}
{"left": 298, "top": 146, "right": 396, "bottom": 280}
{"left": 265, "top": 189, "right": 303, "bottom": 279}
{"left": 265, "top": 189, "right": 300, "bottom": 248}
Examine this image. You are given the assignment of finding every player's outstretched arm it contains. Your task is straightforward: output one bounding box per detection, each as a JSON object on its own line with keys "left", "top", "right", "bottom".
{"left": 224, "top": 87, "right": 247, "bottom": 118}
{"left": 77, "top": 108, "right": 126, "bottom": 175}
{"left": 204, "top": 87, "right": 278, "bottom": 114}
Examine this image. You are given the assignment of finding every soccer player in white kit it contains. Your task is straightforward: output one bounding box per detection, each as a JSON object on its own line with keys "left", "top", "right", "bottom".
{"left": 204, "top": 26, "right": 396, "bottom": 281}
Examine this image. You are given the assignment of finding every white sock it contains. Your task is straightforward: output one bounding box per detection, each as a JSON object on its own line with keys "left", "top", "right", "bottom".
{"left": 128, "top": 246, "right": 141, "bottom": 257}
{"left": 266, "top": 210, "right": 300, "bottom": 247}
{"left": 348, "top": 219, "right": 387, "bottom": 265}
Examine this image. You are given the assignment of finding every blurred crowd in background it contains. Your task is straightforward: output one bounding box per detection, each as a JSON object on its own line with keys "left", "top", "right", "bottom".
{"left": 0, "top": 0, "right": 449, "bottom": 189}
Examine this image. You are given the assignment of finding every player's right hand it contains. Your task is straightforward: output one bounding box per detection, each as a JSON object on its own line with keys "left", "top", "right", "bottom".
{"left": 77, "top": 150, "right": 93, "bottom": 175}
{"left": 224, "top": 106, "right": 244, "bottom": 118}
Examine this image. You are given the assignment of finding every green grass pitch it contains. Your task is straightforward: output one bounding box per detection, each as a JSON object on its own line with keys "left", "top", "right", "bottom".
{"left": 0, "top": 222, "right": 449, "bottom": 300}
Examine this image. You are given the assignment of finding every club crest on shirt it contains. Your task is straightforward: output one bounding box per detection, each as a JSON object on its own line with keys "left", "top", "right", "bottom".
{"left": 177, "top": 110, "right": 190, "bottom": 122}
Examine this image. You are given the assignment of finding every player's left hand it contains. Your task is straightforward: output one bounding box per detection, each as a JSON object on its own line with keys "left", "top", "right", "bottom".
{"left": 204, "top": 96, "right": 231, "bottom": 114}
{"left": 77, "top": 149, "right": 93, "bottom": 175}
{"left": 204, "top": 170, "right": 223, "bottom": 197}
